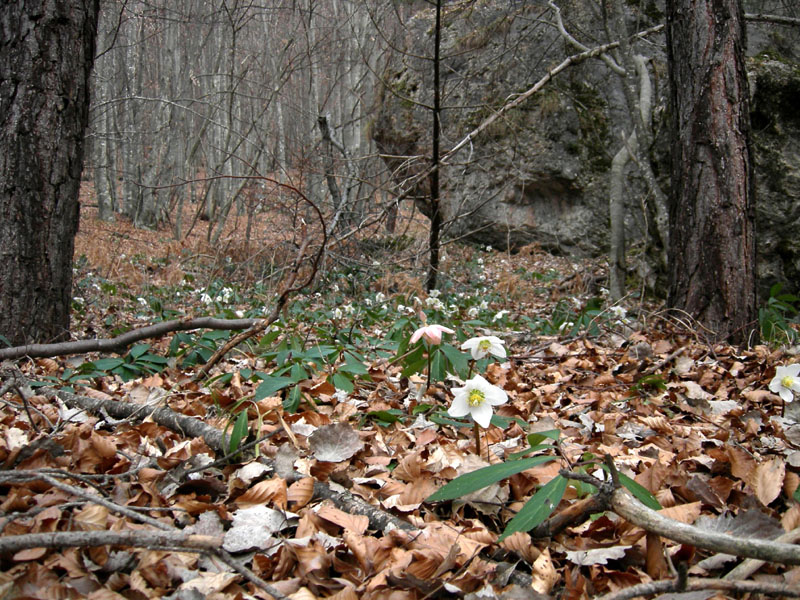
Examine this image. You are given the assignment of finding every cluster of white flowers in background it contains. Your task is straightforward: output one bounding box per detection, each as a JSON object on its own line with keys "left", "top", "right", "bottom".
{"left": 199, "top": 287, "right": 233, "bottom": 305}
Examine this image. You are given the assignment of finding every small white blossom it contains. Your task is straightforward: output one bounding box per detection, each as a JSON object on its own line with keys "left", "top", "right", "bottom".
{"left": 476, "top": 257, "right": 484, "bottom": 266}
{"left": 333, "top": 307, "right": 343, "bottom": 319}
{"left": 467, "top": 307, "right": 480, "bottom": 318}
{"left": 461, "top": 336, "right": 506, "bottom": 360}
{"left": 343, "top": 304, "right": 355, "bottom": 314}
{"left": 332, "top": 284, "right": 340, "bottom": 292}
{"left": 235, "top": 310, "right": 244, "bottom": 318}
{"left": 448, "top": 374, "right": 508, "bottom": 428}
{"left": 479, "top": 300, "right": 489, "bottom": 310}
{"left": 398, "top": 304, "right": 406, "bottom": 313}
{"left": 770, "top": 364, "right": 800, "bottom": 403}
{"left": 485, "top": 245, "right": 492, "bottom": 252}
{"left": 493, "top": 310, "right": 509, "bottom": 321}
{"left": 200, "top": 293, "right": 213, "bottom": 304}
{"left": 375, "top": 292, "right": 386, "bottom": 303}
{"left": 365, "top": 298, "right": 373, "bottom": 307}
{"left": 558, "top": 321, "right": 574, "bottom": 332}
{"left": 429, "top": 289, "right": 441, "bottom": 299}
{"left": 609, "top": 306, "right": 627, "bottom": 320}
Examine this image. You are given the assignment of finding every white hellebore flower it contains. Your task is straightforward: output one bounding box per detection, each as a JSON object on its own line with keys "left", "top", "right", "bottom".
{"left": 410, "top": 324, "right": 455, "bottom": 345}
{"left": 333, "top": 307, "right": 343, "bottom": 319}
{"left": 769, "top": 364, "right": 800, "bottom": 403}
{"left": 609, "top": 306, "right": 627, "bottom": 320}
{"left": 461, "top": 336, "right": 507, "bottom": 360}
{"left": 448, "top": 374, "right": 508, "bottom": 428}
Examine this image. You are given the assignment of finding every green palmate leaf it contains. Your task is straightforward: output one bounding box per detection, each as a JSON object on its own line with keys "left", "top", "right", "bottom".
{"left": 426, "top": 455, "right": 558, "bottom": 502}
{"left": 439, "top": 343, "right": 469, "bottom": 377}
{"left": 429, "top": 413, "right": 474, "bottom": 428}
{"left": 128, "top": 343, "right": 151, "bottom": 360}
{"left": 618, "top": 472, "right": 662, "bottom": 510}
{"left": 332, "top": 372, "right": 354, "bottom": 393}
{"left": 283, "top": 386, "right": 302, "bottom": 413}
{"left": 254, "top": 376, "right": 294, "bottom": 400}
{"left": 526, "top": 429, "right": 561, "bottom": 447}
{"left": 340, "top": 352, "right": 370, "bottom": 376}
{"left": 92, "top": 358, "right": 125, "bottom": 371}
{"left": 430, "top": 349, "right": 446, "bottom": 382}
{"left": 229, "top": 410, "right": 249, "bottom": 454}
{"left": 368, "top": 409, "right": 405, "bottom": 425}
{"left": 290, "top": 362, "right": 308, "bottom": 383}
{"left": 498, "top": 474, "right": 568, "bottom": 541}
{"left": 507, "top": 443, "right": 560, "bottom": 460}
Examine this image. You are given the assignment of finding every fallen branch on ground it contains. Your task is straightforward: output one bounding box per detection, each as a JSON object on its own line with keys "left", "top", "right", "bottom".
{"left": 595, "top": 576, "right": 800, "bottom": 600}
{"left": 0, "top": 317, "right": 258, "bottom": 361}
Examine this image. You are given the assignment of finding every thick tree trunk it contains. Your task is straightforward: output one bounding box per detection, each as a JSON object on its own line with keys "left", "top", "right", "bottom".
{"left": 0, "top": 0, "right": 99, "bottom": 345}
{"left": 666, "top": 0, "right": 757, "bottom": 344}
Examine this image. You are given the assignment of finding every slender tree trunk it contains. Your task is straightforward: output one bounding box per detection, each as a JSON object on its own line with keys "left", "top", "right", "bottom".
{"left": 0, "top": 0, "right": 100, "bottom": 345}
{"left": 666, "top": 0, "right": 757, "bottom": 344}
{"left": 425, "top": 0, "right": 443, "bottom": 292}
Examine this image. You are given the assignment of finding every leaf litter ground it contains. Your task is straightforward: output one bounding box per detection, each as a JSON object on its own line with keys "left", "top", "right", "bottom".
{"left": 1, "top": 207, "right": 799, "bottom": 599}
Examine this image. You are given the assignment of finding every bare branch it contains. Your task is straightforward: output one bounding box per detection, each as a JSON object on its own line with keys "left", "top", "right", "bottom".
{"left": 0, "top": 317, "right": 259, "bottom": 360}
{"left": 611, "top": 488, "right": 800, "bottom": 565}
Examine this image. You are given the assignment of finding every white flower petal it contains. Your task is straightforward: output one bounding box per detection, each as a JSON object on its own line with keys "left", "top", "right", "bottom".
{"left": 448, "top": 394, "right": 470, "bottom": 418}
{"left": 470, "top": 403, "right": 493, "bottom": 428}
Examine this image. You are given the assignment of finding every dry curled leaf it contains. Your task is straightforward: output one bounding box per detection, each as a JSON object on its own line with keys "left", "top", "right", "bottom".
{"left": 308, "top": 423, "right": 362, "bottom": 462}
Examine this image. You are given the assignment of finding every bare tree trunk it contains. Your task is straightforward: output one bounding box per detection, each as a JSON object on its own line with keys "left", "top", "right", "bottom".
{"left": 425, "top": 0, "right": 443, "bottom": 292}
{"left": 0, "top": 0, "right": 99, "bottom": 345}
{"left": 666, "top": 0, "right": 757, "bottom": 343}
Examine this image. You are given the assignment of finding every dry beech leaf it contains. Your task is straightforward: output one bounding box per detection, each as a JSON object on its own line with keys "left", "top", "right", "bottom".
{"left": 288, "top": 477, "right": 315, "bottom": 509}
{"left": 782, "top": 504, "right": 800, "bottom": 531}
{"left": 659, "top": 502, "right": 702, "bottom": 525}
{"left": 74, "top": 504, "right": 109, "bottom": 531}
{"left": 753, "top": 457, "right": 785, "bottom": 505}
{"left": 13, "top": 547, "right": 48, "bottom": 562}
{"left": 316, "top": 503, "right": 369, "bottom": 534}
{"left": 499, "top": 531, "right": 540, "bottom": 564}
{"left": 531, "top": 547, "right": 558, "bottom": 594}
{"left": 288, "top": 586, "right": 320, "bottom": 600}
{"left": 308, "top": 423, "right": 362, "bottom": 462}
{"left": 177, "top": 571, "right": 238, "bottom": 595}
{"left": 235, "top": 477, "right": 287, "bottom": 509}
{"left": 726, "top": 445, "right": 756, "bottom": 484}
{"left": 82, "top": 388, "right": 114, "bottom": 402}
{"left": 565, "top": 545, "right": 630, "bottom": 566}
{"left": 646, "top": 532, "right": 670, "bottom": 580}
{"left": 785, "top": 471, "right": 800, "bottom": 499}
{"left": 223, "top": 505, "right": 296, "bottom": 553}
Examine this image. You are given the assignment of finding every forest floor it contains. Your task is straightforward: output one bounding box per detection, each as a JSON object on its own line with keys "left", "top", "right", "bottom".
{"left": 1, "top": 200, "right": 800, "bottom": 599}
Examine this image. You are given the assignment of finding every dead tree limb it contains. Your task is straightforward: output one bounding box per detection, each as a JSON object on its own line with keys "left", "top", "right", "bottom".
{"left": 0, "top": 530, "right": 288, "bottom": 600}
{"left": 0, "top": 317, "right": 259, "bottom": 361}
{"left": 610, "top": 488, "right": 800, "bottom": 565}
{"left": 595, "top": 576, "right": 800, "bottom": 600}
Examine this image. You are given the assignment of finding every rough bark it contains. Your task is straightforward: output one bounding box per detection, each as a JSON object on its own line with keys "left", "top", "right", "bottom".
{"left": 0, "top": 0, "right": 99, "bottom": 346}
{"left": 666, "top": 0, "right": 757, "bottom": 343}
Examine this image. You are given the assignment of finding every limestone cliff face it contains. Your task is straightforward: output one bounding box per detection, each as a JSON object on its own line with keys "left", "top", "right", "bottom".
{"left": 371, "top": 0, "right": 800, "bottom": 295}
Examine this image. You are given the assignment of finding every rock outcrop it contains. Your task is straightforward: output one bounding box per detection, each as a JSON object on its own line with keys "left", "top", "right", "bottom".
{"left": 371, "top": 0, "right": 800, "bottom": 296}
